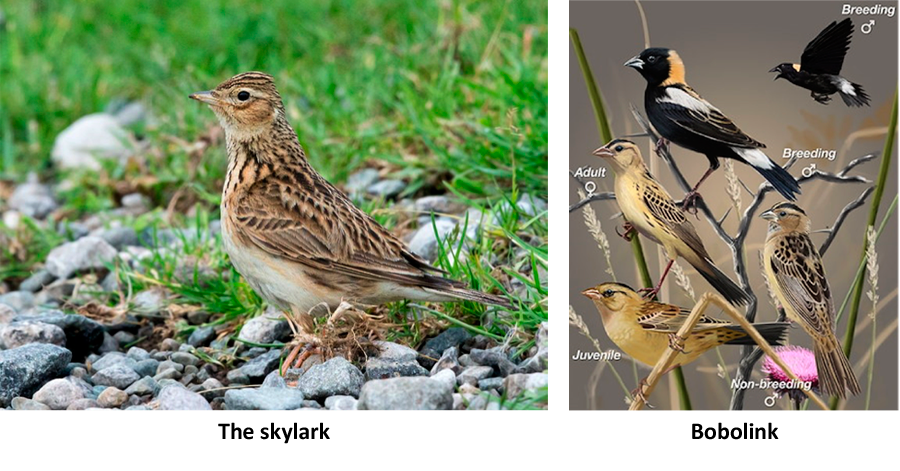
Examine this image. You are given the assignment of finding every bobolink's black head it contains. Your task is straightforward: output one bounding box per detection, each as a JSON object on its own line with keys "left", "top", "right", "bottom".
{"left": 769, "top": 63, "right": 800, "bottom": 81}
{"left": 624, "top": 47, "right": 684, "bottom": 87}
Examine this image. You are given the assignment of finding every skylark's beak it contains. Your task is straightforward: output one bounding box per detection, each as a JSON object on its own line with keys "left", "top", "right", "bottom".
{"left": 624, "top": 56, "right": 644, "bottom": 69}
{"left": 189, "top": 91, "right": 220, "bottom": 105}
{"left": 592, "top": 146, "right": 614, "bottom": 158}
{"left": 582, "top": 287, "right": 601, "bottom": 300}
{"left": 768, "top": 66, "right": 780, "bottom": 73}
{"left": 760, "top": 210, "right": 777, "bottom": 221}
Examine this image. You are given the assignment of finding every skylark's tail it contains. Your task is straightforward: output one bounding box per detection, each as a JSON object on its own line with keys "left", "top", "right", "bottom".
{"left": 815, "top": 337, "right": 861, "bottom": 398}
{"left": 731, "top": 147, "right": 801, "bottom": 201}
{"left": 423, "top": 285, "right": 513, "bottom": 308}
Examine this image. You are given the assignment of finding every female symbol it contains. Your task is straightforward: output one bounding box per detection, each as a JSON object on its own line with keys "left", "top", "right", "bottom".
{"left": 585, "top": 181, "right": 597, "bottom": 197}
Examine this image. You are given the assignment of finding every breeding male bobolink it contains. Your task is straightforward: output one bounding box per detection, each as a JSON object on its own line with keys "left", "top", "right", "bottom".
{"left": 189, "top": 72, "right": 511, "bottom": 315}
{"left": 594, "top": 140, "right": 749, "bottom": 305}
{"left": 583, "top": 282, "right": 788, "bottom": 368}
{"left": 761, "top": 202, "right": 861, "bottom": 397}
{"left": 770, "top": 18, "right": 870, "bottom": 107}
{"left": 625, "top": 48, "right": 801, "bottom": 205}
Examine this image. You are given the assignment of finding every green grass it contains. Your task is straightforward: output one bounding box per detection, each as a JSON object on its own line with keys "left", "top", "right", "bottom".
{"left": 0, "top": 1, "right": 547, "bottom": 374}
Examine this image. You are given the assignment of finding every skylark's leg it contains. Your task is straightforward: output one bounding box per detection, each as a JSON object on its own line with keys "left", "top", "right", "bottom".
{"left": 631, "top": 377, "right": 655, "bottom": 409}
{"left": 682, "top": 166, "right": 716, "bottom": 215}
{"left": 654, "top": 137, "right": 670, "bottom": 156}
{"left": 667, "top": 333, "right": 691, "bottom": 354}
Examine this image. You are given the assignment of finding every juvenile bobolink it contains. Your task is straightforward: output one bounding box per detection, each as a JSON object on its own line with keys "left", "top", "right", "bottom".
{"left": 594, "top": 140, "right": 749, "bottom": 305}
{"left": 625, "top": 47, "right": 801, "bottom": 206}
{"left": 189, "top": 72, "right": 511, "bottom": 316}
{"left": 583, "top": 282, "right": 788, "bottom": 368}
{"left": 761, "top": 202, "right": 861, "bottom": 397}
{"left": 770, "top": 18, "right": 870, "bottom": 107}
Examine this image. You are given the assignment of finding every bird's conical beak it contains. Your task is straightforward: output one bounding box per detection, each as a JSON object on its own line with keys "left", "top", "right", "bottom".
{"left": 760, "top": 210, "right": 777, "bottom": 220}
{"left": 582, "top": 287, "right": 601, "bottom": 300}
{"left": 592, "top": 146, "right": 613, "bottom": 158}
{"left": 768, "top": 66, "right": 780, "bottom": 73}
{"left": 189, "top": 91, "right": 220, "bottom": 105}
{"left": 624, "top": 56, "right": 644, "bottom": 70}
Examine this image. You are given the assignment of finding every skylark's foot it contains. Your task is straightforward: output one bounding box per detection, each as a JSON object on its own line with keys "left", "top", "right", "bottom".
{"left": 680, "top": 190, "right": 702, "bottom": 216}
{"left": 631, "top": 377, "right": 654, "bottom": 409}
{"left": 638, "top": 285, "right": 661, "bottom": 300}
{"left": 654, "top": 137, "right": 670, "bottom": 156}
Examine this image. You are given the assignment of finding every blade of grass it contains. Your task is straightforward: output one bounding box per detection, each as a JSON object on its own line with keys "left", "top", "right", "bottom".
{"left": 831, "top": 91, "right": 897, "bottom": 409}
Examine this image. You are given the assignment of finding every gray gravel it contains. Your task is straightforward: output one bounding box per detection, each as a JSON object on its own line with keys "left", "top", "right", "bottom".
{"left": 45, "top": 236, "right": 118, "bottom": 279}
{"left": 224, "top": 387, "right": 306, "bottom": 410}
{"left": 357, "top": 377, "right": 453, "bottom": 410}
{"left": 155, "top": 385, "right": 211, "bottom": 410}
{"left": 32, "top": 378, "right": 84, "bottom": 410}
{"left": 298, "top": 357, "right": 364, "bottom": 400}
{"left": 92, "top": 364, "right": 140, "bottom": 389}
{"left": 0, "top": 343, "right": 72, "bottom": 407}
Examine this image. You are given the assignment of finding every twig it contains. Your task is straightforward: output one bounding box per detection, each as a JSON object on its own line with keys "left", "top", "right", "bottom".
{"left": 629, "top": 292, "right": 828, "bottom": 411}
{"left": 818, "top": 187, "right": 874, "bottom": 255}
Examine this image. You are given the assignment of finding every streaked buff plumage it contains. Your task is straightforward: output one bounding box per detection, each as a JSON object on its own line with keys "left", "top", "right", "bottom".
{"left": 191, "top": 72, "right": 511, "bottom": 313}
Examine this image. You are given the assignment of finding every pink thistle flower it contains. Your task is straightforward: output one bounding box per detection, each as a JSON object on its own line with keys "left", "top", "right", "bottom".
{"left": 762, "top": 346, "right": 819, "bottom": 408}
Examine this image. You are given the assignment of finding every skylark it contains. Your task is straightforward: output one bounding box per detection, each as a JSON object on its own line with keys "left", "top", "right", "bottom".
{"left": 189, "top": 72, "right": 511, "bottom": 319}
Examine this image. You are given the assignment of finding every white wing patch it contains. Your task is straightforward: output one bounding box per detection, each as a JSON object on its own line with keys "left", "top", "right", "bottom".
{"left": 731, "top": 147, "right": 774, "bottom": 169}
{"left": 658, "top": 88, "right": 716, "bottom": 113}
{"left": 836, "top": 78, "right": 855, "bottom": 95}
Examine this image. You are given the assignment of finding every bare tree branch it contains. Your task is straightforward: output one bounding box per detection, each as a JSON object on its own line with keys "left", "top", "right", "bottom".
{"left": 819, "top": 187, "right": 875, "bottom": 255}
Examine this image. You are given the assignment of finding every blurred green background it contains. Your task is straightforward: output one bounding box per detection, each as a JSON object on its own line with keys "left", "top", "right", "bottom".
{"left": 0, "top": 0, "right": 547, "bottom": 202}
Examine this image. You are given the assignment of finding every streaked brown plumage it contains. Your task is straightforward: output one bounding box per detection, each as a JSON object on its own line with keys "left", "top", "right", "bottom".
{"left": 593, "top": 139, "right": 749, "bottom": 305}
{"left": 582, "top": 282, "right": 788, "bottom": 368}
{"left": 189, "top": 72, "right": 511, "bottom": 313}
{"left": 761, "top": 202, "right": 860, "bottom": 397}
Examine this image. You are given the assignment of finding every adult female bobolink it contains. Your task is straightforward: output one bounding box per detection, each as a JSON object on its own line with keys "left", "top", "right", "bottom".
{"left": 761, "top": 202, "right": 861, "bottom": 397}
{"left": 594, "top": 140, "right": 748, "bottom": 305}
{"left": 583, "top": 282, "right": 788, "bottom": 368}
{"left": 770, "top": 18, "right": 870, "bottom": 107}
{"left": 625, "top": 47, "right": 801, "bottom": 206}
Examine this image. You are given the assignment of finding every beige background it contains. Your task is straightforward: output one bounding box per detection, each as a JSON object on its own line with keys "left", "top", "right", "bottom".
{"left": 569, "top": 0, "right": 898, "bottom": 410}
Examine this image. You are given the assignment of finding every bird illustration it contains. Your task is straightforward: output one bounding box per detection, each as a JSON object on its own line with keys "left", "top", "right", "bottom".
{"left": 582, "top": 282, "right": 788, "bottom": 369}
{"left": 189, "top": 72, "right": 511, "bottom": 319}
{"left": 625, "top": 47, "right": 801, "bottom": 207}
{"left": 761, "top": 202, "right": 861, "bottom": 397}
{"left": 770, "top": 18, "right": 870, "bottom": 107}
{"left": 594, "top": 139, "right": 749, "bottom": 305}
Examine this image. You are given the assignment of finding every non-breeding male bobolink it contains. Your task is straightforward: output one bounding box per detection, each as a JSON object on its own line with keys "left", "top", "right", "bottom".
{"left": 583, "top": 282, "right": 788, "bottom": 368}
{"left": 761, "top": 202, "right": 861, "bottom": 397}
{"left": 594, "top": 139, "right": 749, "bottom": 305}
{"left": 770, "top": 18, "right": 870, "bottom": 107}
{"left": 189, "top": 72, "right": 511, "bottom": 315}
{"left": 625, "top": 48, "right": 801, "bottom": 205}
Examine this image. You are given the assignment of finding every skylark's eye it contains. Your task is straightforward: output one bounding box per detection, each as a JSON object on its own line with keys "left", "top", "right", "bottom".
{"left": 603, "top": 290, "right": 614, "bottom": 298}
{"left": 237, "top": 91, "right": 251, "bottom": 101}
{"left": 647, "top": 56, "right": 657, "bottom": 63}
{"left": 779, "top": 211, "right": 787, "bottom": 217}
{"left": 614, "top": 145, "right": 624, "bottom": 152}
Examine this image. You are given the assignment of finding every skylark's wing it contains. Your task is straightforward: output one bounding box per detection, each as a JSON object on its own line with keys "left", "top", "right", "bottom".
{"left": 769, "top": 232, "right": 834, "bottom": 334}
{"left": 231, "top": 172, "right": 461, "bottom": 289}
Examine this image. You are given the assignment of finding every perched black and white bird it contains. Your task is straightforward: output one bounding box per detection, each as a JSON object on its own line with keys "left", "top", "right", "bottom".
{"left": 770, "top": 18, "right": 870, "bottom": 107}
{"left": 625, "top": 48, "right": 801, "bottom": 206}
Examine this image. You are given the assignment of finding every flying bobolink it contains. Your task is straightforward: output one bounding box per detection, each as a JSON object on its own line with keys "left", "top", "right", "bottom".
{"left": 594, "top": 140, "right": 749, "bottom": 305}
{"left": 625, "top": 47, "right": 801, "bottom": 205}
{"left": 770, "top": 18, "right": 870, "bottom": 107}
{"left": 583, "top": 282, "right": 788, "bottom": 368}
{"left": 761, "top": 202, "right": 861, "bottom": 397}
{"left": 189, "top": 72, "right": 511, "bottom": 314}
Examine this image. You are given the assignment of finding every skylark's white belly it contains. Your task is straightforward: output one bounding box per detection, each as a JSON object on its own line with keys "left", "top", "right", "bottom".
{"left": 220, "top": 205, "right": 337, "bottom": 312}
